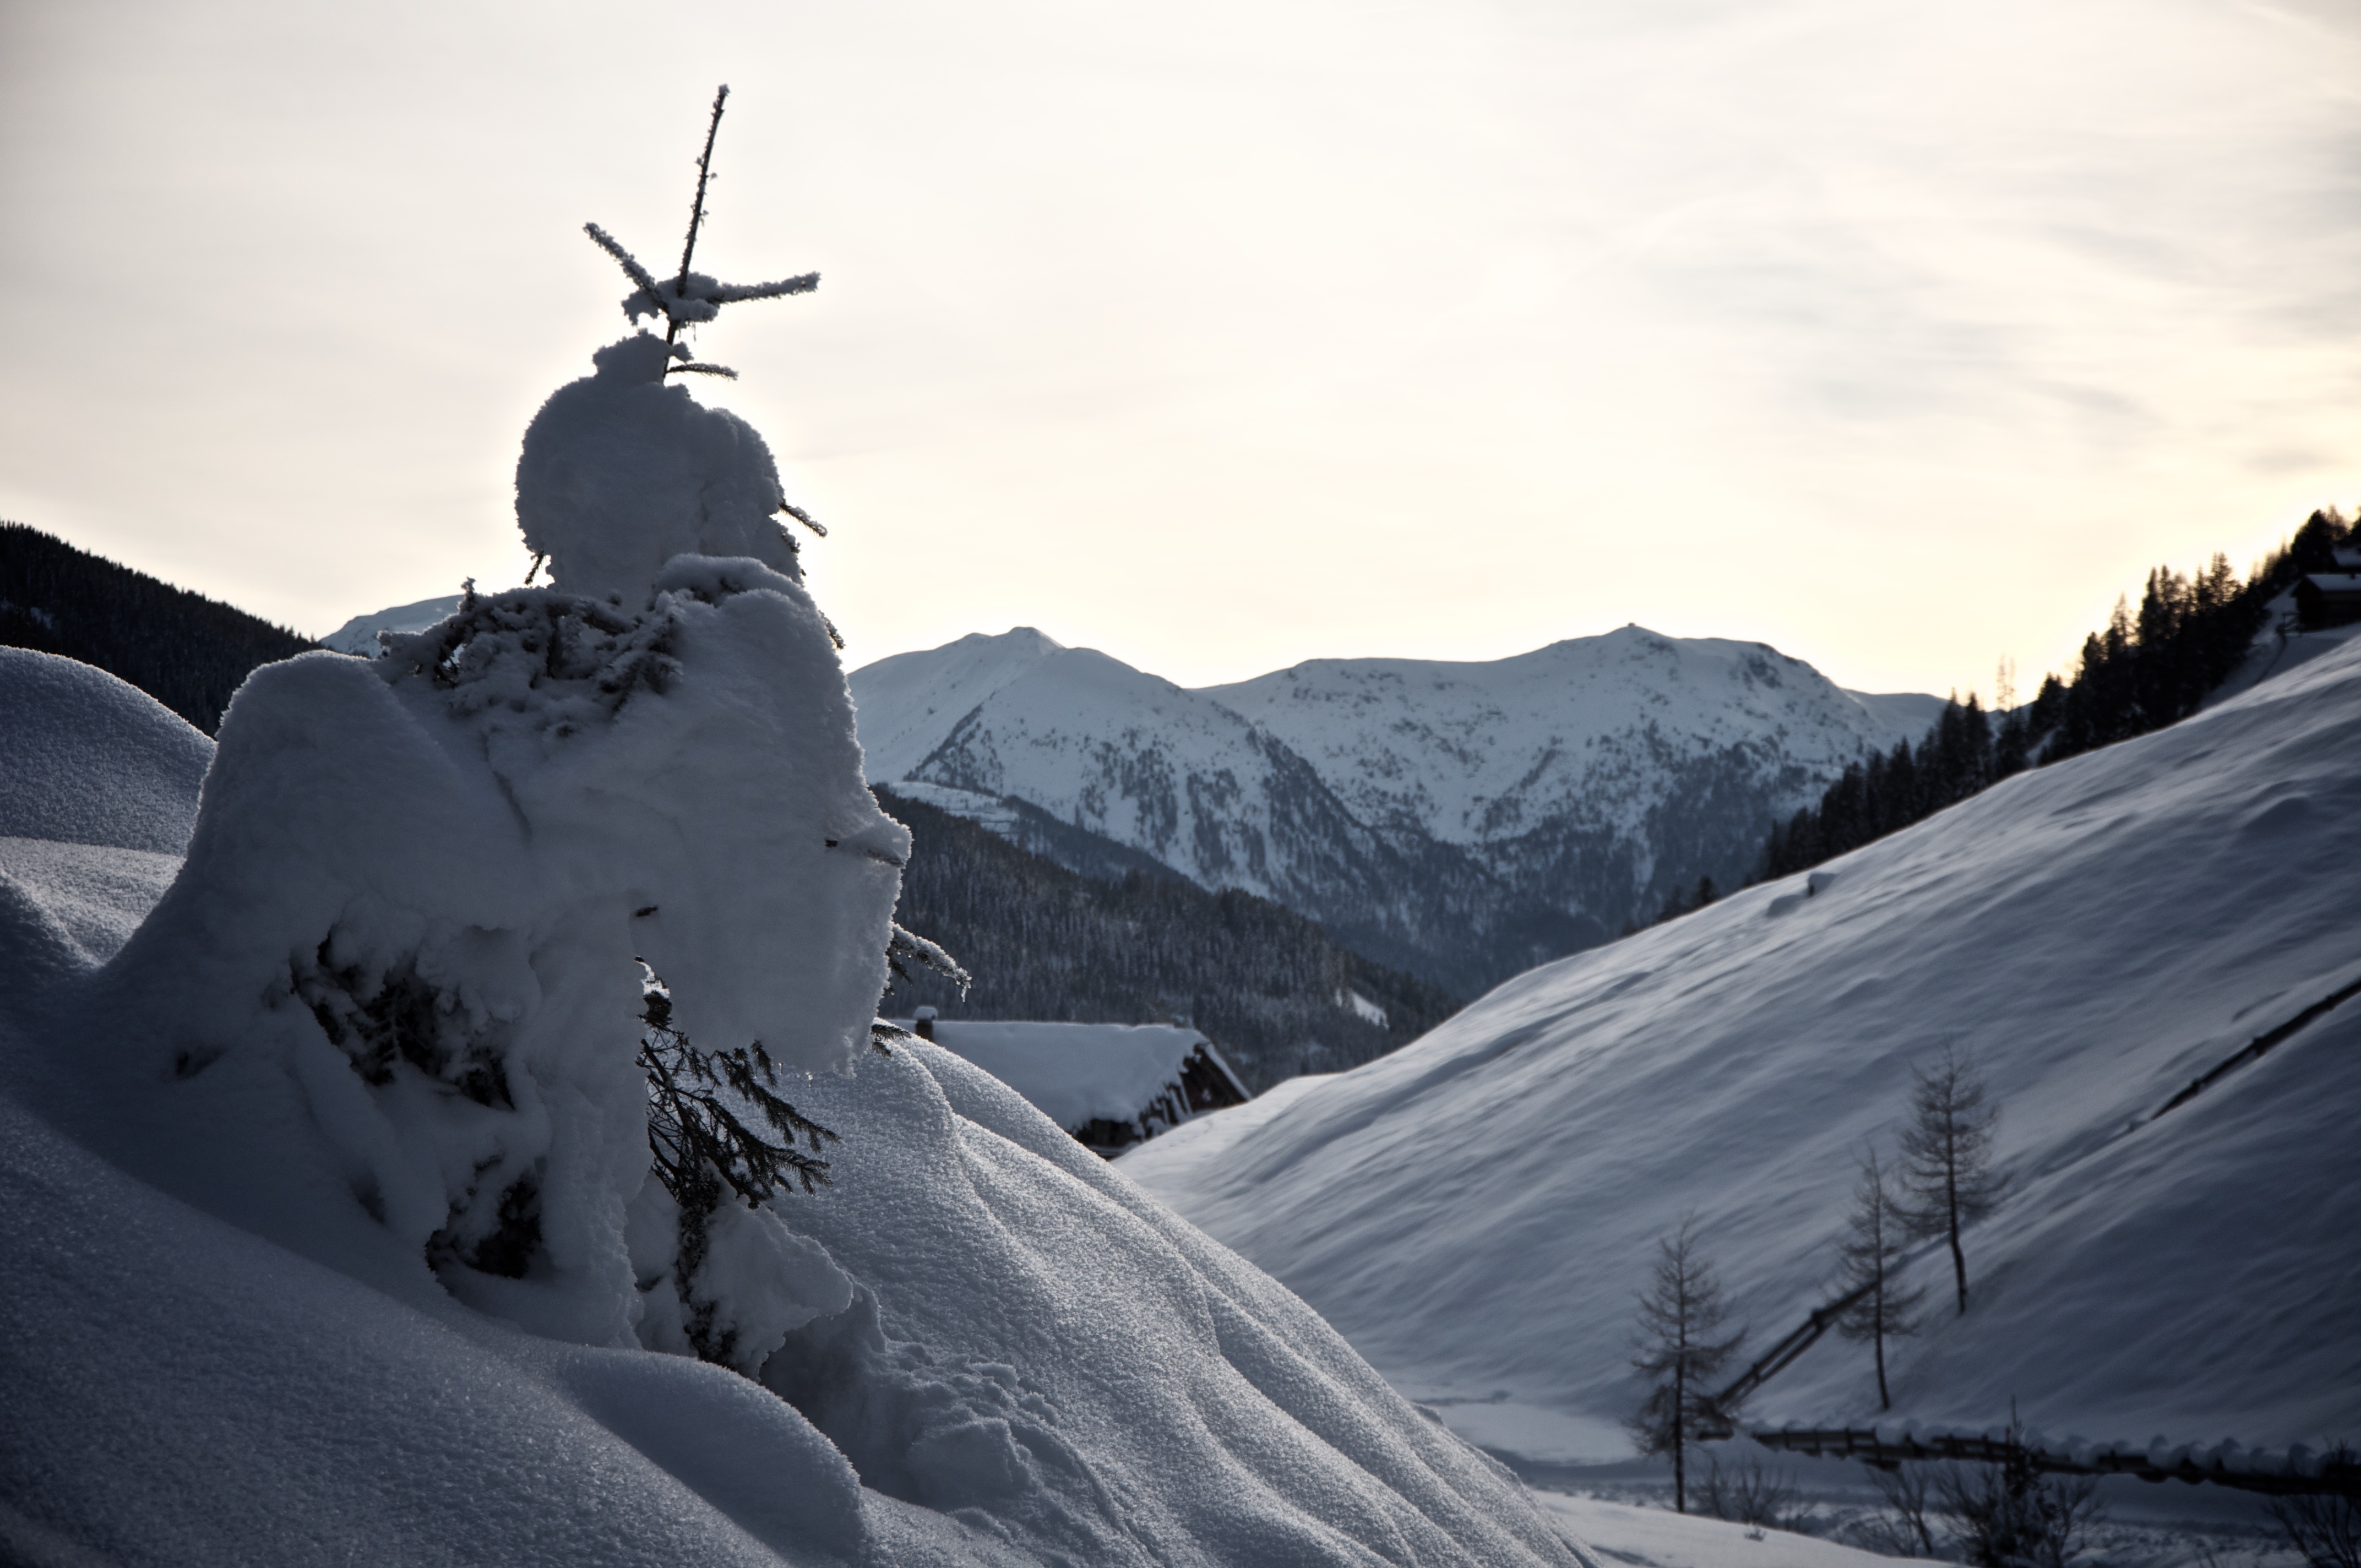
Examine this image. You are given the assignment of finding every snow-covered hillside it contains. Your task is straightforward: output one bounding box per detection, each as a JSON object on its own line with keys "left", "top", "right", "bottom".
{"left": 1124, "top": 634, "right": 2361, "bottom": 1464}
{"left": 849, "top": 628, "right": 1935, "bottom": 993}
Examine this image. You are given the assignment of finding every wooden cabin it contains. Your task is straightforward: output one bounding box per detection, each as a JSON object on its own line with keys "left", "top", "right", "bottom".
{"left": 894, "top": 1015, "right": 1252, "bottom": 1156}
{"left": 2294, "top": 568, "right": 2361, "bottom": 630}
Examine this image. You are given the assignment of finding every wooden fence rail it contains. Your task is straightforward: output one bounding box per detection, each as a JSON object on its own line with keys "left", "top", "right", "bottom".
{"left": 1751, "top": 1427, "right": 2361, "bottom": 1499}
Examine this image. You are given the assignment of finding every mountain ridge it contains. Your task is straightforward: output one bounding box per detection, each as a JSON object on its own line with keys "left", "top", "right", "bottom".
{"left": 851, "top": 626, "right": 1936, "bottom": 992}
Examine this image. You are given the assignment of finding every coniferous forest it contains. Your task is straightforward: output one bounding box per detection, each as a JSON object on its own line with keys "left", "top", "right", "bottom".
{"left": 1, "top": 522, "right": 317, "bottom": 733}
{"left": 879, "top": 788, "right": 1460, "bottom": 1091}
{"left": 1757, "top": 508, "right": 2354, "bottom": 882}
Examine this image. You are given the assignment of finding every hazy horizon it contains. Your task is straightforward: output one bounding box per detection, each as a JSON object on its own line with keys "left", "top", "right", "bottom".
{"left": 3, "top": 0, "right": 2356, "bottom": 700}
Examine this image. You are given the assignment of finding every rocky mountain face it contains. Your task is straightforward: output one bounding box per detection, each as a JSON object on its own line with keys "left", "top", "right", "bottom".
{"left": 850, "top": 627, "right": 1933, "bottom": 997}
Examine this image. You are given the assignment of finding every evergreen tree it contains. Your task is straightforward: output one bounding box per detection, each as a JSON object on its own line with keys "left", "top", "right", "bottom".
{"left": 1897, "top": 1045, "right": 2005, "bottom": 1315}
{"left": 1832, "top": 1146, "right": 1923, "bottom": 1409}
{"left": 1752, "top": 506, "right": 2355, "bottom": 889}
{"left": 1, "top": 521, "right": 315, "bottom": 732}
{"left": 1628, "top": 1216, "right": 1746, "bottom": 1513}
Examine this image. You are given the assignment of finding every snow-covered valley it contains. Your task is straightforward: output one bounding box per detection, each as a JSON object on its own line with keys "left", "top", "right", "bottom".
{"left": 1122, "top": 626, "right": 2361, "bottom": 1475}
{"left": 850, "top": 628, "right": 1939, "bottom": 993}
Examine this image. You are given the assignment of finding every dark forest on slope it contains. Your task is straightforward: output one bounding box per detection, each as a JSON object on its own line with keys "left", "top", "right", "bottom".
{"left": 879, "top": 788, "right": 1460, "bottom": 1092}
{"left": 1, "top": 523, "right": 317, "bottom": 733}
{"left": 1756, "top": 507, "right": 2355, "bottom": 883}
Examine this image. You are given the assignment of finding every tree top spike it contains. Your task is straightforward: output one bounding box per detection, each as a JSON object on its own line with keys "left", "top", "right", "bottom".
{"left": 579, "top": 90, "right": 818, "bottom": 347}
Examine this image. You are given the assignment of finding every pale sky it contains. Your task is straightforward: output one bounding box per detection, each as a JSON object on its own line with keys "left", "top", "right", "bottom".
{"left": 2, "top": 0, "right": 2355, "bottom": 698}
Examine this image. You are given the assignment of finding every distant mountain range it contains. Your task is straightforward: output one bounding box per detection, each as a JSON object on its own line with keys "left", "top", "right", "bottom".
{"left": 851, "top": 628, "right": 1938, "bottom": 995}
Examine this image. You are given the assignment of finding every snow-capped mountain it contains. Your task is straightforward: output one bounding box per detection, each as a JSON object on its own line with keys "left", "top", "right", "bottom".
{"left": 850, "top": 627, "right": 1935, "bottom": 993}
{"left": 852, "top": 635, "right": 1590, "bottom": 992}
{"left": 1206, "top": 627, "right": 1937, "bottom": 927}
{"left": 320, "top": 592, "right": 465, "bottom": 655}
{"left": 1123, "top": 628, "right": 2361, "bottom": 1467}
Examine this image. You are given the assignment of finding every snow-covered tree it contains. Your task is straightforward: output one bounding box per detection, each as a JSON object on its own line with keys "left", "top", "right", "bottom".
{"left": 113, "top": 85, "right": 953, "bottom": 1374}
{"left": 1832, "top": 1145, "right": 1923, "bottom": 1410}
{"left": 1898, "top": 1044, "right": 2005, "bottom": 1316}
{"left": 1627, "top": 1216, "right": 1745, "bottom": 1513}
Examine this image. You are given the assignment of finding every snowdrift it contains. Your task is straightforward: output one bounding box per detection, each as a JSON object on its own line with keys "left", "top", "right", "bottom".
{"left": 1125, "top": 634, "right": 2361, "bottom": 1462}
{"left": 0, "top": 325, "right": 1572, "bottom": 1561}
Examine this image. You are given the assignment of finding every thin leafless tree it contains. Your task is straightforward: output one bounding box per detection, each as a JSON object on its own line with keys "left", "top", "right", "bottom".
{"left": 1628, "top": 1215, "right": 1747, "bottom": 1513}
{"left": 1835, "top": 1146, "right": 1925, "bottom": 1408}
{"left": 1898, "top": 1044, "right": 2005, "bottom": 1315}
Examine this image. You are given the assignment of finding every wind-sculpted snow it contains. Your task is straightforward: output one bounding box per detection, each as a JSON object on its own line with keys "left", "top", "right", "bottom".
{"left": 516, "top": 333, "right": 803, "bottom": 602}
{"left": 58, "top": 562, "right": 901, "bottom": 1360}
{"left": 0, "top": 647, "right": 212, "bottom": 854}
{"left": 1126, "top": 634, "right": 2361, "bottom": 1459}
{"left": 0, "top": 516, "right": 1571, "bottom": 1556}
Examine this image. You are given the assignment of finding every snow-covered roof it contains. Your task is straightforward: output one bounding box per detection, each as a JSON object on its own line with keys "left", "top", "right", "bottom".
{"left": 900, "top": 1020, "right": 1215, "bottom": 1132}
{"left": 2299, "top": 571, "right": 2361, "bottom": 592}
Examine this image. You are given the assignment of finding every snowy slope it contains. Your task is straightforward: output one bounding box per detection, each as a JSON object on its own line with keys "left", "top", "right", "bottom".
{"left": 895, "top": 1019, "right": 1215, "bottom": 1133}
{"left": 0, "top": 647, "right": 1573, "bottom": 1565}
{"left": 1124, "top": 636, "right": 2361, "bottom": 1461}
{"left": 850, "top": 626, "right": 1068, "bottom": 782}
{"left": 1, "top": 646, "right": 212, "bottom": 853}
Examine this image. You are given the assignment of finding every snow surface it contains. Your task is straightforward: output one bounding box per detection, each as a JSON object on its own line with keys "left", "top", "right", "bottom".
{"left": 516, "top": 333, "right": 802, "bottom": 602}
{"left": 847, "top": 627, "right": 1068, "bottom": 784}
{"left": 0, "top": 646, "right": 211, "bottom": 853}
{"left": 893, "top": 1018, "right": 1216, "bottom": 1133}
{"left": 862, "top": 640, "right": 1342, "bottom": 904}
{"left": 1125, "top": 634, "right": 2361, "bottom": 1460}
{"left": 322, "top": 592, "right": 465, "bottom": 654}
{"left": 0, "top": 335, "right": 1577, "bottom": 1562}
{"left": 1531, "top": 1495, "right": 1940, "bottom": 1568}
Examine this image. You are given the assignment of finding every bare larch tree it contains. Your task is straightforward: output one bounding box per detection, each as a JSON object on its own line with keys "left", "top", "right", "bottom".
{"left": 1898, "top": 1044, "right": 2005, "bottom": 1316}
{"left": 1834, "top": 1145, "right": 1924, "bottom": 1409}
{"left": 1628, "top": 1215, "right": 1746, "bottom": 1513}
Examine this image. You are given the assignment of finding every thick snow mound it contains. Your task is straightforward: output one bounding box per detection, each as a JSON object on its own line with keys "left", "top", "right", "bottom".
{"left": 0, "top": 570, "right": 1569, "bottom": 1564}
{"left": 0, "top": 647, "right": 211, "bottom": 853}
{"left": 0, "top": 973, "right": 1575, "bottom": 1565}
{"left": 516, "top": 334, "right": 801, "bottom": 602}
{"left": 1126, "top": 635, "right": 2361, "bottom": 1455}
{"left": 0, "top": 837, "right": 182, "bottom": 976}
{"left": 68, "top": 563, "right": 904, "bottom": 1357}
